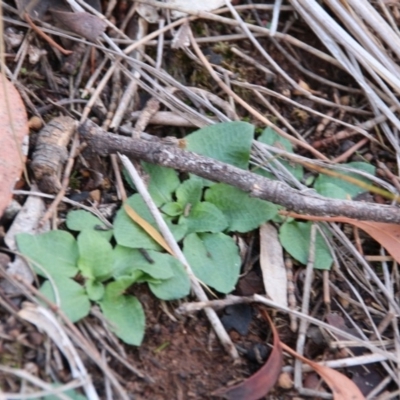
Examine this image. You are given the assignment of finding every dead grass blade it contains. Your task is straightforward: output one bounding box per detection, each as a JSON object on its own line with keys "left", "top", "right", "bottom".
{"left": 123, "top": 203, "right": 175, "bottom": 256}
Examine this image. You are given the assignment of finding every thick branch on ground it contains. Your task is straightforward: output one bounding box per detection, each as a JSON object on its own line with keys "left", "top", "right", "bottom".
{"left": 79, "top": 120, "right": 400, "bottom": 224}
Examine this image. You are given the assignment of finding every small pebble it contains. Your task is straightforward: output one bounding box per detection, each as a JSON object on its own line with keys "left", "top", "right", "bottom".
{"left": 278, "top": 372, "right": 293, "bottom": 389}
{"left": 28, "top": 116, "right": 43, "bottom": 131}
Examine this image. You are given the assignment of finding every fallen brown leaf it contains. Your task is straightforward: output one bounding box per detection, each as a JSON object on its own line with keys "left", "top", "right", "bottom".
{"left": 213, "top": 308, "right": 283, "bottom": 399}
{"left": 280, "top": 341, "right": 365, "bottom": 400}
{"left": 0, "top": 73, "right": 29, "bottom": 218}
{"left": 50, "top": 9, "right": 106, "bottom": 42}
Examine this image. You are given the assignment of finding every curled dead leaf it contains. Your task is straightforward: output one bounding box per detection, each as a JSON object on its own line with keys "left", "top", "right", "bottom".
{"left": 0, "top": 73, "right": 29, "bottom": 218}
{"left": 213, "top": 308, "right": 283, "bottom": 399}
{"left": 166, "top": 0, "right": 228, "bottom": 19}
{"left": 280, "top": 341, "right": 365, "bottom": 400}
{"left": 259, "top": 223, "right": 287, "bottom": 307}
{"left": 50, "top": 9, "right": 106, "bottom": 42}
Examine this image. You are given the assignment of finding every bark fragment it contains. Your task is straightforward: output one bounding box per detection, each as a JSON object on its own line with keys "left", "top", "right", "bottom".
{"left": 31, "top": 116, "right": 77, "bottom": 193}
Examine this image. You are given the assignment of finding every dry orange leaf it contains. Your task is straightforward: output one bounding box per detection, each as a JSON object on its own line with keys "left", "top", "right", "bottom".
{"left": 280, "top": 341, "right": 365, "bottom": 400}
{"left": 281, "top": 211, "right": 400, "bottom": 264}
{"left": 123, "top": 203, "right": 174, "bottom": 256}
{"left": 213, "top": 309, "right": 283, "bottom": 399}
{"left": 0, "top": 73, "right": 29, "bottom": 218}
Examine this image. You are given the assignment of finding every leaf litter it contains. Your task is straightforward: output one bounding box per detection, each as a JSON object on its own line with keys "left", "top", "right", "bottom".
{"left": 1, "top": 0, "right": 400, "bottom": 398}
{"left": 0, "top": 72, "right": 29, "bottom": 218}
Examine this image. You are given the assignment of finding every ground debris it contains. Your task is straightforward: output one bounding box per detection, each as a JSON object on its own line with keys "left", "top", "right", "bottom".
{"left": 31, "top": 116, "right": 76, "bottom": 193}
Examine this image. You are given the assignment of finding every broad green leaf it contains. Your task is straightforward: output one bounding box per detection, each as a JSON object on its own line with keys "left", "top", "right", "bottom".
{"left": 279, "top": 221, "right": 333, "bottom": 270}
{"left": 161, "top": 202, "right": 183, "bottom": 217}
{"left": 113, "top": 246, "right": 174, "bottom": 280}
{"left": 77, "top": 231, "right": 113, "bottom": 281}
{"left": 256, "top": 126, "right": 303, "bottom": 180}
{"left": 40, "top": 278, "right": 90, "bottom": 322}
{"left": 114, "top": 195, "right": 184, "bottom": 249}
{"left": 183, "top": 233, "right": 240, "bottom": 293}
{"left": 100, "top": 281, "right": 145, "bottom": 345}
{"left": 85, "top": 279, "right": 104, "bottom": 301}
{"left": 313, "top": 182, "right": 348, "bottom": 200}
{"left": 176, "top": 177, "right": 204, "bottom": 208}
{"left": 66, "top": 210, "right": 113, "bottom": 241}
{"left": 181, "top": 202, "right": 228, "bottom": 233}
{"left": 186, "top": 121, "right": 254, "bottom": 169}
{"left": 314, "top": 162, "right": 375, "bottom": 200}
{"left": 142, "top": 162, "right": 180, "bottom": 206}
{"left": 16, "top": 231, "right": 78, "bottom": 278}
{"left": 148, "top": 260, "right": 190, "bottom": 300}
{"left": 205, "top": 184, "right": 278, "bottom": 232}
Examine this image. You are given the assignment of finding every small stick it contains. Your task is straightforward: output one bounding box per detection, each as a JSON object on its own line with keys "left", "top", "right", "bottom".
{"left": 332, "top": 137, "right": 369, "bottom": 163}
{"left": 323, "top": 269, "right": 331, "bottom": 313}
{"left": 285, "top": 256, "right": 298, "bottom": 332}
{"left": 294, "top": 224, "right": 317, "bottom": 389}
{"left": 79, "top": 120, "right": 400, "bottom": 224}
{"left": 24, "top": 13, "right": 73, "bottom": 56}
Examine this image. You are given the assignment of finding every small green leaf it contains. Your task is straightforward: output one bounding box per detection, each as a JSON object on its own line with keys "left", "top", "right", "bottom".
{"left": 105, "top": 276, "right": 138, "bottom": 297}
{"left": 313, "top": 182, "right": 348, "bottom": 200}
{"left": 148, "top": 260, "right": 190, "bottom": 300}
{"left": 166, "top": 216, "right": 187, "bottom": 241}
{"left": 182, "top": 201, "right": 228, "bottom": 233}
{"left": 100, "top": 281, "right": 145, "bottom": 345}
{"left": 161, "top": 202, "right": 183, "bottom": 217}
{"left": 176, "top": 177, "right": 204, "bottom": 208}
{"left": 16, "top": 231, "right": 78, "bottom": 278}
{"left": 142, "top": 162, "right": 180, "bottom": 206}
{"left": 66, "top": 210, "right": 113, "bottom": 241}
{"left": 40, "top": 278, "right": 90, "bottom": 322}
{"left": 77, "top": 231, "right": 113, "bottom": 281}
{"left": 183, "top": 233, "right": 240, "bottom": 293}
{"left": 205, "top": 184, "right": 278, "bottom": 232}
{"left": 279, "top": 221, "right": 333, "bottom": 270}
{"left": 113, "top": 246, "right": 174, "bottom": 280}
{"left": 85, "top": 279, "right": 104, "bottom": 301}
{"left": 186, "top": 121, "right": 254, "bottom": 169}
{"left": 314, "top": 162, "right": 376, "bottom": 199}
{"left": 256, "top": 126, "right": 304, "bottom": 180}
{"left": 258, "top": 126, "right": 294, "bottom": 152}
{"left": 136, "top": 275, "right": 162, "bottom": 284}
